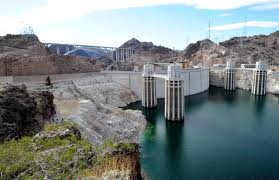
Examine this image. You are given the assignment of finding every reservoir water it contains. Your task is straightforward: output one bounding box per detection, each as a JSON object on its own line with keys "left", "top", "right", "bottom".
{"left": 124, "top": 87, "right": 279, "bottom": 180}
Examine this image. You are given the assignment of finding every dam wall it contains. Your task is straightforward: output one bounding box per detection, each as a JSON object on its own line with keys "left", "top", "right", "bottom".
{"left": 0, "top": 72, "right": 99, "bottom": 85}
{"left": 210, "top": 67, "right": 279, "bottom": 94}
{"left": 102, "top": 68, "right": 209, "bottom": 98}
{"left": 0, "top": 76, "right": 14, "bottom": 84}
{"left": 0, "top": 69, "right": 209, "bottom": 99}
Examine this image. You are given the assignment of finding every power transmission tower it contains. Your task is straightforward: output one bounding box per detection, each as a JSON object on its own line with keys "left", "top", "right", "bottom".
{"left": 20, "top": 23, "right": 35, "bottom": 35}
{"left": 208, "top": 20, "right": 211, "bottom": 40}
{"left": 240, "top": 16, "right": 247, "bottom": 49}
{"left": 244, "top": 16, "right": 247, "bottom": 36}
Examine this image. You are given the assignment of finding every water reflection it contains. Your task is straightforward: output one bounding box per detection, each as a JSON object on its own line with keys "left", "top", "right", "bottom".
{"left": 143, "top": 122, "right": 156, "bottom": 142}
{"left": 142, "top": 107, "right": 158, "bottom": 124}
{"left": 142, "top": 105, "right": 161, "bottom": 142}
{"left": 185, "top": 90, "right": 208, "bottom": 112}
{"left": 266, "top": 93, "right": 279, "bottom": 103}
{"left": 224, "top": 90, "right": 237, "bottom": 104}
{"left": 164, "top": 121, "right": 184, "bottom": 178}
{"left": 165, "top": 121, "right": 184, "bottom": 154}
{"left": 250, "top": 94, "right": 266, "bottom": 119}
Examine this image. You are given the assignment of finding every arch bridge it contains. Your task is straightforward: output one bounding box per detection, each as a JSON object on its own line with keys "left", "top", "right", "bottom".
{"left": 43, "top": 43, "right": 141, "bottom": 62}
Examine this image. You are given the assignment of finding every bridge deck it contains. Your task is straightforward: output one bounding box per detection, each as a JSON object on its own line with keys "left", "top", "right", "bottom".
{"left": 43, "top": 43, "right": 138, "bottom": 50}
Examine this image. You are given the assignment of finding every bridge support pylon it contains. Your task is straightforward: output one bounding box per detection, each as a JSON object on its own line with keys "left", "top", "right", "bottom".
{"left": 165, "top": 64, "right": 184, "bottom": 121}
{"left": 56, "top": 46, "right": 60, "bottom": 55}
{"left": 142, "top": 64, "right": 157, "bottom": 108}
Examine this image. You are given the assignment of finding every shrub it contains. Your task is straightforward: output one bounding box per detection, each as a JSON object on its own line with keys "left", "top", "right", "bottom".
{"left": 0, "top": 124, "right": 93, "bottom": 179}
{"left": 45, "top": 76, "right": 52, "bottom": 86}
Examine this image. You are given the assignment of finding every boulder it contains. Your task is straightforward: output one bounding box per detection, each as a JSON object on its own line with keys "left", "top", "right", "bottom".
{"left": 0, "top": 85, "right": 55, "bottom": 142}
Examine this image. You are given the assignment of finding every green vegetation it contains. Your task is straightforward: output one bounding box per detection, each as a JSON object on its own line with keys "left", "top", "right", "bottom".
{"left": 0, "top": 123, "right": 93, "bottom": 179}
{"left": 80, "top": 139, "right": 138, "bottom": 179}
{"left": 43, "top": 121, "right": 75, "bottom": 133}
{"left": 0, "top": 123, "right": 139, "bottom": 179}
{"left": 0, "top": 137, "right": 35, "bottom": 178}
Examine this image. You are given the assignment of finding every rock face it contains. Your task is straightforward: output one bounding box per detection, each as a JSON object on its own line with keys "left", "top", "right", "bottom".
{"left": 0, "top": 34, "right": 103, "bottom": 76}
{"left": 0, "top": 85, "right": 55, "bottom": 142}
{"left": 0, "top": 123, "right": 95, "bottom": 179}
{"left": 180, "top": 31, "right": 279, "bottom": 66}
{"left": 120, "top": 38, "right": 172, "bottom": 54}
{"left": 183, "top": 39, "right": 215, "bottom": 59}
{"left": 104, "top": 143, "right": 142, "bottom": 180}
{"left": 110, "top": 38, "right": 176, "bottom": 71}
{"left": 0, "top": 34, "right": 49, "bottom": 55}
{"left": 51, "top": 75, "right": 146, "bottom": 144}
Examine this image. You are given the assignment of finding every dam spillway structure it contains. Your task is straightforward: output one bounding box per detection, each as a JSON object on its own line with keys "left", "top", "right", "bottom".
{"left": 224, "top": 61, "right": 236, "bottom": 91}
{"left": 165, "top": 64, "right": 184, "bottom": 121}
{"left": 251, "top": 61, "right": 268, "bottom": 96}
{"left": 142, "top": 64, "right": 157, "bottom": 108}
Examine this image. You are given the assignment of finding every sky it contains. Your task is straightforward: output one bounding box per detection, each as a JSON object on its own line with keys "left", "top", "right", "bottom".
{"left": 0, "top": 0, "right": 279, "bottom": 49}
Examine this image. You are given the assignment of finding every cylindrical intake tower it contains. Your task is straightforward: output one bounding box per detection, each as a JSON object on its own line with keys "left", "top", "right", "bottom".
{"left": 164, "top": 64, "right": 184, "bottom": 121}
{"left": 251, "top": 61, "right": 267, "bottom": 96}
{"left": 224, "top": 61, "right": 236, "bottom": 91}
{"left": 142, "top": 64, "right": 157, "bottom": 108}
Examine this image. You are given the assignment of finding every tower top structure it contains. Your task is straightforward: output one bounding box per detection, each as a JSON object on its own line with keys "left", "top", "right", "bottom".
{"left": 143, "top": 64, "right": 154, "bottom": 76}
{"left": 226, "top": 61, "right": 235, "bottom": 69}
{"left": 255, "top": 61, "right": 267, "bottom": 71}
{"left": 167, "top": 64, "right": 182, "bottom": 79}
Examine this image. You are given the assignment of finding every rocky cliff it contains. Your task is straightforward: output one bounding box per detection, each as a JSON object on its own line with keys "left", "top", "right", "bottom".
{"left": 0, "top": 85, "right": 55, "bottom": 142}
{"left": 120, "top": 38, "right": 174, "bottom": 54}
{"left": 0, "top": 121, "right": 142, "bottom": 179}
{"left": 0, "top": 34, "right": 104, "bottom": 76}
{"left": 49, "top": 75, "right": 146, "bottom": 144}
{"left": 109, "top": 38, "right": 177, "bottom": 71}
{"left": 0, "top": 76, "right": 145, "bottom": 178}
{"left": 179, "top": 31, "right": 279, "bottom": 67}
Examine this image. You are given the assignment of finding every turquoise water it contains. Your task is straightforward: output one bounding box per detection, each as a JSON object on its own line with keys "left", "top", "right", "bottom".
{"left": 124, "top": 87, "right": 279, "bottom": 180}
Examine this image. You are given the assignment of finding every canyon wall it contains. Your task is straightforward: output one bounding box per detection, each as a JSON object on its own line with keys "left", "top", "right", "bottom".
{"left": 0, "top": 85, "right": 55, "bottom": 142}
{"left": 49, "top": 75, "right": 145, "bottom": 145}
{"left": 0, "top": 34, "right": 104, "bottom": 76}
{"left": 210, "top": 67, "right": 279, "bottom": 94}
{"left": 179, "top": 31, "right": 279, "bottom": 67}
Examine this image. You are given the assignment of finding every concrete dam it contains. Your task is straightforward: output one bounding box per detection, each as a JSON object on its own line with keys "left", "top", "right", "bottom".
{"left": 103, "top": 66, "right": 209, "bottom": 99}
